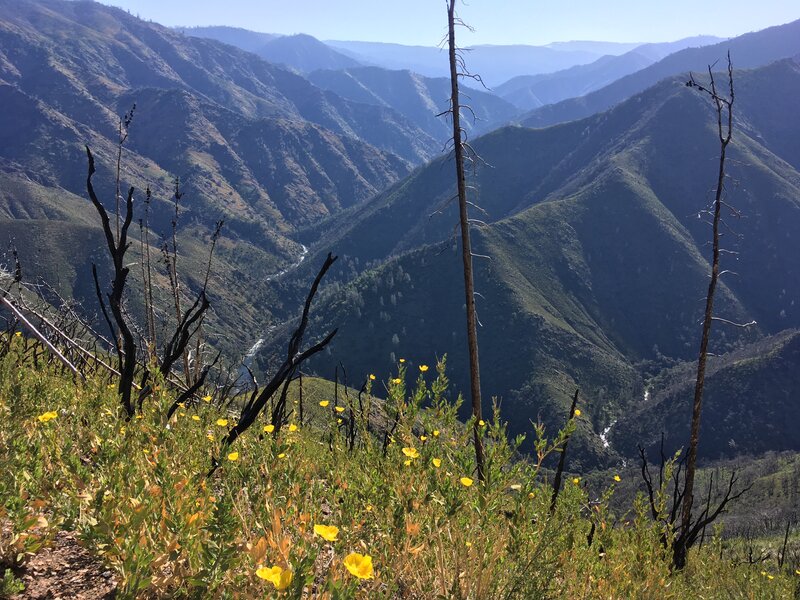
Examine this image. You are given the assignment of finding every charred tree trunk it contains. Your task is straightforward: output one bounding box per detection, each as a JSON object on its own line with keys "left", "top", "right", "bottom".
{"left": 676, "top": 54, "right": 735, "bottom": 569}
{"left": 86, "top": 146, "right": 137, "bottom": 418}
{"left": 446, "top": 0, "right": 485, "bottom": 483}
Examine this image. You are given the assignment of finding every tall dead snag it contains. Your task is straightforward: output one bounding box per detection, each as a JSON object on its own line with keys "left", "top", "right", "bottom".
{"left": 550, "top": 389, "right": 579, "bottom": 513}
{"left": 86, "top": 146, "right": 137, "bottom": 418}
{"left": 675, "top": 53, "right": 736, "bottom": 569}
{"left": 446, "top": 0, "right": 485, "bottom": 483}
{"left": 209, "top": 253, "right": 338, "bottom": 476}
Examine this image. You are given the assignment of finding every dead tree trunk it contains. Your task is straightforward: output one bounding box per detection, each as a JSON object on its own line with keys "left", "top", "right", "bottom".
{"left": 550, "top": 389, "right": 579, "bottom": 513}
{"left": 86, "top": 146, "right": 138, "bottom": 418}
{"left": 676, "top": 53, "right": 735, "bottom": 569}
{"left": 446, "top": 0, "right": 485, "bottom": 483}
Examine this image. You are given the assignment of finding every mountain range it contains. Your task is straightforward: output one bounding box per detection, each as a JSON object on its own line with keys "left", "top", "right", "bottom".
{"left": 257, "top": 57, "right": 800, "bottom": 468}
{"left": 521, "top": 19, "right": 800, "bottom": 128}
{"left": 496, "top": 36, "right": 722, "bottom": 110}
{"left": 1, "top": 0, "right": 799, "bottom": 471}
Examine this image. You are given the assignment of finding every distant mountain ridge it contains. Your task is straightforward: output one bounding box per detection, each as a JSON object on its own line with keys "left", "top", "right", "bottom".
{"left": 497, "top": 36, "right": 723, "bottom": 110}
{"left": 178, "top": 27, "right": 361, "bottom": 73}
{"left": 521, "top": 18, "right": 800, "bottom": 128}
{"left": 324, "top": 39, "right": 615, "bottom": 86}
{"left": 308, "top": 66, "right": 519, "bottom": 147}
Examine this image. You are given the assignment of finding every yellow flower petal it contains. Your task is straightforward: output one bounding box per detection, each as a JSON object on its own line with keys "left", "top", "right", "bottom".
{"left": 343, "top": 552, "right": 374, "bottom": 579}
{"left": 216, "top": 418, "right": 228, "bottom": 427}
{"left": 263, "top": 424, "right": 275, "bottom": 433}
{"left": 574, "top": 409, "right": 581, "bottom": 417}
{"left": 319, "top": 400, "right": 330, "bottom": 407}
{"left": 191, "top": 415, "right": 200, "bottom": 421}
{"left": 288, "top": 424, "right": 298, "bottom": 432}
{"left": 399, "top": 358, "right": 406, "bottom": 363}
{"left": 433, "top": 430, "right": 440, "bottom": 437}
{"left": 36, "top": 411, "right": 58, "bottom": 423}
{"left": 335, "top": 406, "right": 345, "bottom": 413}
{"left": 432, "top": 458, "right": 442, "bottom": 468}
{"left": 392, "top": 378, "right": 401, "bottom": 385}
{"left": 227, "top": 451, "right": 239, "bottom": 461}
{"left": 572, "top": 477, "right": 580, "bottom": 485}
{"left": 401, "top": 447, "right": 419, "bottom": 459}
{"left": 460, "top": 477, "right": 474, "bottom": 487}
{"left": 202, "top": 395, "right": 212, "bottom": 403}
{"left": 419, "top": 364, "right": 429, "bottom": 372}
{"left": 256, "top": 565, "right": 293, "bottom": 590}
{"left": 613, "top": 474, "right": 621, "bottom": 482}
{"left": 369, "top": 374, "right": 376, "bottom": 380}
{"left": 313, "top": 524, "right": 339, "bottom": 542}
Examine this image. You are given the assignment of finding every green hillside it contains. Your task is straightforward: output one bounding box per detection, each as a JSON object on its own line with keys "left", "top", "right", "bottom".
{"left": 612, "top": 330, "right": 800, "bottom": 460}
{"left": 259, "top": 59, "right": 800, "bottom": 468}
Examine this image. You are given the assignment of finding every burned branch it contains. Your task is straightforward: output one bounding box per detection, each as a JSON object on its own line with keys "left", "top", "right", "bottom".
{"left": 209, "top": 253, "right": 339, "bottom": 475}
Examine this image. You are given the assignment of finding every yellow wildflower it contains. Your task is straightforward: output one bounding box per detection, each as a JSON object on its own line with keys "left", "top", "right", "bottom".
{"left": 402, "top": 447, "right": 419, "bottom": 459}
{"left": 202, "top": 395, "right": 212, "bottom": 403}
{"left": 319, "top": 400, "right": 329, "bottom": 407}
{"left": 572, "top": 477, "right": 580, "bottom": 485}
{"left": 277, "top": 453, "right": 286, "bottom": 459}
{"left": 369, "top": 374, "right": 376, "bottom": 381}
{"left": 613, "top": 474, "right": 621, "bottom": 482}
{"left": 335, "top": 406, "right": 345, "bottom": 413}
{"left": 460, "top": 477, "right": 474, "bottom": 487}
{"left": 432, "top": 458, "right": 442, "bottom": 468}
{"left": 314, "top": 524, "right": 339, "bottom": 541}
{"left": 216, "top": 418, "right": 228, "bottom": 427}
{"left": 478, "top": 419, "right": 485, "bottom": 427}
{"left": 191, "top": 415, "right": 200, "bottom": 421}
{"left": 403, "top": 459, "right": 412, "bottom": 466}
{"left": 433, "top": 430, "right": 440, "bottom": 437}
{"left": 574, "top": 409, "right": 581, "bottom": 417}
{"left": 343, "top": 552, "right": 374, "bottom": 579}
{"left": 37, "top": 411, "right": 58, "bottom": 423}
{"left": 419, "top": 364, "right": 429, "bottom": 372}
{"left": 392, "top": 378, "right": 401, "bottom": 385}
{"left": 263, "top": 424, "right": 275, "bottom": 433}
{"left": 227, "top": 451, "right": 239, "bottom": 461}
{"left": 14, "top": 331, "right": 21, "bottom": 337}
{"left": 420, "top": 435, "right": 427, "bottom": 441}
{"left": 399, "top": 358, "right": 405, "bottom": 363}
{"left": 289, "top": 424, "right": 298, "bottom": 432}
{"left": 256, "top": 565, "right": 293, "bottom": 590}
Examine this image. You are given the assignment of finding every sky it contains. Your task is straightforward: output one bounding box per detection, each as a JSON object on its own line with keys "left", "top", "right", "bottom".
{"left": 101, "top": 0, "right": 800, "bottom": 47}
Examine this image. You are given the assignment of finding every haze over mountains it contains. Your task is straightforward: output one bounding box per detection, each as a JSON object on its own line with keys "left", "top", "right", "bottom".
{"left": 2, "top": 0, "right": 800, "bottom": 471}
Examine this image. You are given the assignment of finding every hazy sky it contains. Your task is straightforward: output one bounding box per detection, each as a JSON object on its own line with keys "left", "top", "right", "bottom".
{"left": 101, "top": 0, "right": 800, "bottom": 46}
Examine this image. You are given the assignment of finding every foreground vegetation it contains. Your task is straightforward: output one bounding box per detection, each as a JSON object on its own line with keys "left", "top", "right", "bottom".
{"left": 0, "top": 341, "right": 797, "bottom": 598}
